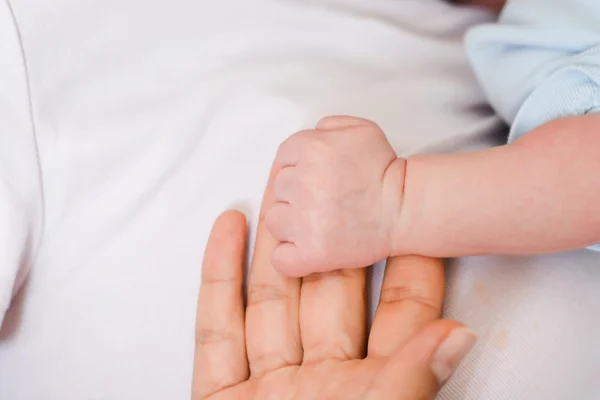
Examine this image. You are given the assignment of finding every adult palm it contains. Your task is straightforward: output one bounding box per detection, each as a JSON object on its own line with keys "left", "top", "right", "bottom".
{"left": 192, "top": 164, "right": 475, "bottom": 400}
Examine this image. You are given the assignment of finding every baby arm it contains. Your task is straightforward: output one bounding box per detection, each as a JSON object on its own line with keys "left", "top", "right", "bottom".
{"left": 394, "top": 114, "right": 600, "bottom": 258}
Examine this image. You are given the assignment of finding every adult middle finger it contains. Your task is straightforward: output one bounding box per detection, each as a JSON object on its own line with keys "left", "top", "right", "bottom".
{"left": 300, "top": 268, "right": 367, "bottom": 364}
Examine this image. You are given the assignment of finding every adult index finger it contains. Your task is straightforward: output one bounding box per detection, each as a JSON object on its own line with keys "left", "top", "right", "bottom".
{"left": 192, "top": 211, "right": 249, "bottom": 399}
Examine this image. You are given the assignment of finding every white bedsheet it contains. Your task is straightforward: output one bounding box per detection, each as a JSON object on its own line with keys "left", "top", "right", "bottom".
{"left": 0, "top": 0, "right": 599, "bottom": 399}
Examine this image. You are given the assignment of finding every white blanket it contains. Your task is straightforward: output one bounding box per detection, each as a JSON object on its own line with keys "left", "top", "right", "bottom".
{"left": 1, "top": 0, "right": 598, "bottom": 399}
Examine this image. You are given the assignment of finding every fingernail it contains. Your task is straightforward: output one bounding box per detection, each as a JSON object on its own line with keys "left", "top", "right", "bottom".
{"left": 430, "top": 328, "right": 477, "bottom": 385}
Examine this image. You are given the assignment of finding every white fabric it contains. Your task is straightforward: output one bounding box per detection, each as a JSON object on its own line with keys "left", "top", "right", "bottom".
{"left": 0, "top": 1, "right": 43, "bottom": 325}
{"left": 0, "top": 0, "right": 598, "bottom": 399}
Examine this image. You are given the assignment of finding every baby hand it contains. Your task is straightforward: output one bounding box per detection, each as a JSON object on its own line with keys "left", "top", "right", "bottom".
{"left": 266, "top": 116, "right": 405, "bottom": 276}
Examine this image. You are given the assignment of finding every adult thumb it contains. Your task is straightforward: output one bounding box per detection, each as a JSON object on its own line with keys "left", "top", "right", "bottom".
{"left": 368, "top": 320, "right": 477, "bottom": 400}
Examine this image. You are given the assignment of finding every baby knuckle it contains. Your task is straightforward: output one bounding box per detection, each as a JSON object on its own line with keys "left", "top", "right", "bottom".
{"left": 275, "top": 140, "right": 293, "bottom": 161}
{"left": 315, "top": 115, "right": 342, "bottom": 129}
{"left": 316, "top": 115, "right": 373, "bottom": 130}
{"left": 305, "top": 138, "right": 330, "bottom": 158}
{"left": 355, "top": 122, "right": 384, "bottom": 137}
{"left": 290, "top": 129, "right": 316, "bottom": 144}
{"left": 276, "top": 130, "right": 307, "bottom": 151}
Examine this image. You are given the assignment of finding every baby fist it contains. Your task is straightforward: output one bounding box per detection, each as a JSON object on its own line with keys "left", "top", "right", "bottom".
{"left": 266, "top": 116, "right": 403, "bottom": 276}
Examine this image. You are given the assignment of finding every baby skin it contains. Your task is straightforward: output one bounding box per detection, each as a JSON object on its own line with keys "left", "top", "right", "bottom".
{"left": 265, "top": 115, "right": 600, "bottom": 276}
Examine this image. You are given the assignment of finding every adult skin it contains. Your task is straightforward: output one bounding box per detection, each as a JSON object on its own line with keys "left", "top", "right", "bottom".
{"left": 191, "top": 162, "right": 476, "bottom": 399}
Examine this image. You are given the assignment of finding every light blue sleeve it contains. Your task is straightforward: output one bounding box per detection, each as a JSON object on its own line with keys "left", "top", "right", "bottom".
{"left": 465, "top": 0, "right": 600, "bottom": 141}
{"left": 464, "top": 0, "right": 600, "bottom": 252}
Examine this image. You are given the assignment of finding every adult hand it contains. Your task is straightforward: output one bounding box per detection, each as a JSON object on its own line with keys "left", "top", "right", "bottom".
{"left": 192, "top": 164, "right": 476, "bottom": 400}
